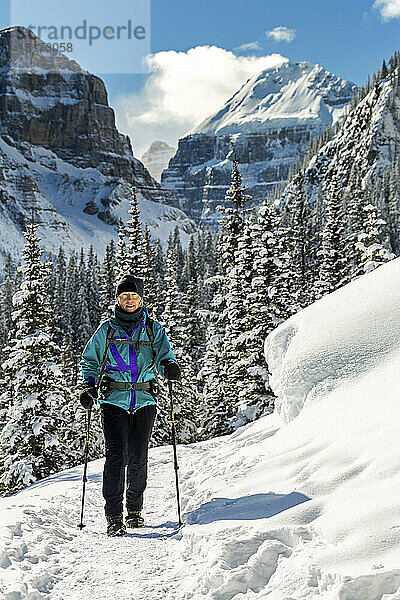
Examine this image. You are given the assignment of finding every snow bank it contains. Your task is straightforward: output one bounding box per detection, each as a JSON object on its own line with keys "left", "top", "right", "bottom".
{"left": 266, "top": 257, "right": 400, "bottom": 422}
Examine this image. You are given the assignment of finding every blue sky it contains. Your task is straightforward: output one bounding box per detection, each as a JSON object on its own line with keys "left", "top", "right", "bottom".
{"left": 1, "top": 1, "right": 400, "bottom": 155}
{"left": 149, "top": 0, "right": 397, "bottom": 86}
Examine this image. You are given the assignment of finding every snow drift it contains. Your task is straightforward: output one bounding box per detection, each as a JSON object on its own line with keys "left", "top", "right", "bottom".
{"left": 2, "top": 258, "right": 400, "bottom": 599}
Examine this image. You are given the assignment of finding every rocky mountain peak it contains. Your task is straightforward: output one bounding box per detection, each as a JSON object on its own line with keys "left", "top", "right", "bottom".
{"left": 141, "top": 140, "right": 176, "bottom": 182}
{"left": 189, "top": 61, "right": 357, "bottom": 137}
{"left": 0, "top": 26, "right": 84, "bottom": 72}
{"left": 162, "top": 61, "right": 357, "bottom": 228}
{"left": 0, "top": 27, "right": 194, "bottom": 261}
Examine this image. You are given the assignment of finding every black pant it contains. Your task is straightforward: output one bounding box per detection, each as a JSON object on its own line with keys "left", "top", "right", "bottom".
{"left": 101, "top": 403, "right": 157, "bottom": 517}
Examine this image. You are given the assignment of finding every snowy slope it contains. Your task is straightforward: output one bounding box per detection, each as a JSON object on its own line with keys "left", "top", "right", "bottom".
{"left": 2, "top": 258, "right": 400, "bottom": 598}
{"left": 189, "top": 61, "right": 357, "bottom": 136}
{"left": 0, "top": 135, "right": 195, "bottom": 260}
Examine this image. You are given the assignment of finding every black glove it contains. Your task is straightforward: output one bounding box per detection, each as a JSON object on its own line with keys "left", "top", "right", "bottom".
{"left": 163, "top": 361, "right": 181, "bottom": 381}
{"left": 79, "top": 384, "right": 98, "bottom": 410}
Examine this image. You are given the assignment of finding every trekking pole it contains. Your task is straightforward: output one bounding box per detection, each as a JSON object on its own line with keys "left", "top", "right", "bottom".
{"left": 78, "top": 407, "right": 92, "bottom": 530}
{"left": 168, "top": 380, "right": 183, "bottom": 528}
{"left": 78, "top": 327, "right": 115, "bottom": 530}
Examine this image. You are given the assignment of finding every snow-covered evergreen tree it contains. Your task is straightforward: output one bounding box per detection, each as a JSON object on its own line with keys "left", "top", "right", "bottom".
{"left": 158, "top": 236, "right": 198, "bottom": 444}
{"left": 315, "top": 180, "right": 347, "bottom": 298}
{"left": 63, "top": 252, "right": 92, "bottom": 386}
{"left": 355, "top": 203, "right": 395, "bottom": 273}
{"left": 0, "top": 253, "right": 21, "bottom": 357}
{"left": 0, "top": 218, "right": 78, "bottom": 495}
{"left": 142, "top": 225, "right": 159, "bottom": 317}
{"left": 152, "top": 239, "right": 165, "bottom": 320}
{"left": 285, "top": 171, "right": 310, "bottom": 308}
{"left": 228, "top": 204, "right": 278, "bottom": 429}
{"left": 51, "top": 247, "right": 68, "bottom": 347}
{"left": 115, "top": 220, "right": 131, "bottom": 280}
{"left": 100, "top": 238, "right": 116, "bottom": 320}
{"left": 200, "top": 159, "right": 251, "bottom": 438}
{"left": 125, "top": 186, "right": 145, "bottom": 275}
{"left": 86, "top": 245, "right": 102, "bottom": 332}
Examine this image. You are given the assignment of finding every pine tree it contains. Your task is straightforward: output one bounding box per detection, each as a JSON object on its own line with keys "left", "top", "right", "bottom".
{"left": 0, "top": 253, "right": 21, "bottom": 357}
{"left": 152, "top": 239, "right": 165, "bottom": 320}
{"left": 200, "top": 159, "right": 251, "bottom": 438}
{"left": 171, "top": 227, "right": 185, "bottom": 290}
{"left": 100, "top": 238, "right": 116, "bottom": 320}
{"left": 228, "top": 204, "right": 278, "bottom": 429}
{"left": 86, "top": 245, "right": 102, "bottom": 332}
{"left": 355, "top": 203, "right": 395, "bottom": 273}
{"left": 284, "top": 171, "right": 310, "bottom": 309}
{"left": 51, "top": 247, "right": 67, "bottom": 346}
{"left": 142, "top": 225, "right": 159, "bottom": 317}
{"left": 126, "top": 186, "right": 145, "bottom": 275}
{"left": 342, "top": 164, "right": 366, "bottom": 281}
{"left": 115, "top": 220, "right": 131, "bottom": 280}
{"left": 0, "top": 217, "right": 78, "bottom": 495}
{"left": 63, "top": 253, "right": 92, "bottom": 387}
{"left": 315, "top": 182, "right": 347, "bottom": 298}
{"left": 158, "top": 236, "right": 198, "bottom": 443}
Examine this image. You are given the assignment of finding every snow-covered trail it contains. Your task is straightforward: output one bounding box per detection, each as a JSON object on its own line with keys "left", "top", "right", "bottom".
{"left": 3, "top": 407, "right": 400, "bottom": 600}
{"left": 0, "top": 445, "right": 193, "bottom": 600}
{"left": 1, "top": 416, "right": 323, "bottom": 600}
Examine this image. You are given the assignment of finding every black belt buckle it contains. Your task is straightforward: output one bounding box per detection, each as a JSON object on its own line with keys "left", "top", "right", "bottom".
{"left": 150, "top": 380, "right": 159, "bottom": 398}
{"left": 99, "top": 376, "right": 111, "bottom": 393}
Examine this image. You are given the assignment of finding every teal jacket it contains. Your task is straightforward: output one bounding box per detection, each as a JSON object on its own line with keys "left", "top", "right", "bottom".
{"left": 81, "top": 309, "right": 177, "bottom": 412}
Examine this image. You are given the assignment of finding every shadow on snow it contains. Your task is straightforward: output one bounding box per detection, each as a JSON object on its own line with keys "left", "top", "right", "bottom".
{"left": 15, "top": 469, "right": 101, "bottom": 494}
{"left": 184, "top": 491, "right": 310, "bottom": 525}
{"left": 127, "top": 521, "right": 182, "bottom": 539}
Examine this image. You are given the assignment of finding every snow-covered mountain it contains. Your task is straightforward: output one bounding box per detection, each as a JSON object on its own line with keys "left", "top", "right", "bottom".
{"left": 0, "top": 27, "right": 195, "bottom": 260}
{"left": 2, "top": 256, "right": 400, "bottom": 598}
{"left": 277, "top": 66, "right": 400, "bottom": 254}
{"left": 141, "top": 141, "right": 176, "bottom": 182}
{"left": 161, "top": 61, "right": 357, "bottom": 228}
{"left": 191, "top": 61, "right": 354, "bottom": 136}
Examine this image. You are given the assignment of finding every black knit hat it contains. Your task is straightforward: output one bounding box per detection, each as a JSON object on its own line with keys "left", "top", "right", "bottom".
{"left": 116, "top": 274, "right": 144, "bottom": 298}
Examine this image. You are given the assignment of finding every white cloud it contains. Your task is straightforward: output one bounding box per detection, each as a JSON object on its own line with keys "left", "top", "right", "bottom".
{"left": 234, "top": 41, "right": 263, "bottom": 52}
{"left": 374, "top": 0, "right": 400, "bottom": 19}
{"left": 266, "top": 26, "right": 296, "bottom": 43}
{"left": 114, "top": 46, "right": 287, "bottom": 158}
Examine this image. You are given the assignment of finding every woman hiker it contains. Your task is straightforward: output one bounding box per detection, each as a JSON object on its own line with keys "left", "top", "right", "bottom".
{"left": 79, "top": 274, "right": 181, "bottom": 537}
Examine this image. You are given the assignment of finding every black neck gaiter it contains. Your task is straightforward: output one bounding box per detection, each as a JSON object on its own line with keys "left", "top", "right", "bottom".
{"left": 114, "top": 304, "right": 145, "bottom": 333}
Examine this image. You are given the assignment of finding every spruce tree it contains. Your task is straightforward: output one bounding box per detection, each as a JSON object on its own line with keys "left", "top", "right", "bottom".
{"left": 0, "top": 253, "right": 21, "bottom": 357}
{"left": 229, "top": 204, "right": 278, "bottom": 429}
{"left": 86, "top": 245, "right": 102, "bottom": 332}
{"left": 355, "top": 203, "right": 395, "bottom": 273}
{"left": 200, "top": 159, "right": 251, "bottom": 438}
{"left": 126, "top": 186, "right": 145, "bottom": 275}
{"left": 158, "top": 237, "right": 198, "bottom": 443}
{"left": 115, "top": 220, "right": 131, "bottom": 280}
{"left": 153, "top": 239, "right": 165, "bottom": 320}
{"left": 142, "top": 225, "right": 159, "bottom": 317}
{"left": 315, "top": 184, "right": 347, "bottom": 298}
{"left": 286, "top": 171, "right": 309, "bottom": 308}
{"left": 100, "top": 238, "right": 116, "bottom": 320}
{"left": 0, "top": 217, "right": 77, "bottom": 495}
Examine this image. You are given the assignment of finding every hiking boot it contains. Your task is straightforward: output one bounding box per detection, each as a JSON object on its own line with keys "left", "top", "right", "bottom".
{"left": 106, "top": 514, "right": 127, "bottom": 537}
{"left": 126, "top": 509, "right": 144, "bottom": 528}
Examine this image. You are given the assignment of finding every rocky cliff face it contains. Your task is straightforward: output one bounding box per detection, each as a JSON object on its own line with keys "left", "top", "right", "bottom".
{"left": 141, "top": 141, "right": 176, "bottom": 182}
{"left": 161, "top": 61, "right": 357, "bottom": 229}
{"left": 0, "top": 27, "right": 192, "bottom": 259}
